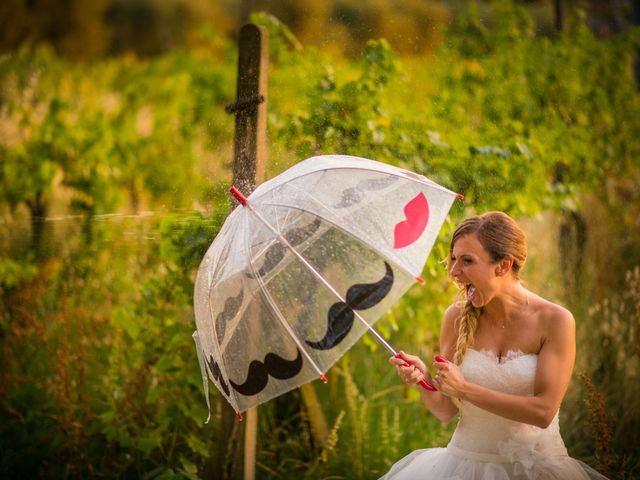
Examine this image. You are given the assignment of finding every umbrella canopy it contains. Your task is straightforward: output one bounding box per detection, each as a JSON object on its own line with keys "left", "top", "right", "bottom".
{"left": 193, "top": 154, "right": 459, "bottom": 419}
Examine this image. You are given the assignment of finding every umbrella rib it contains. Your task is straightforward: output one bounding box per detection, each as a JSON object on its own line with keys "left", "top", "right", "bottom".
{"left": 207, "top": 285, "right": 242, "bottom": 412}
{"left": 192, "top": 331, "right": 213, "bottom": 423}
{"left": 265, "top": 175, "right": 432, "bottom": 282}
{"left": 206, "top": 211, "right": 253, "bottom": 413}
{"left": 245, "top": 203, "right": 400, "bottom": 357}
{"left": 250, "top": 163, "right": 461, "bottom": 204}
{"left": 243, "top": 211, "right": 328, "bottom": 383}
{"left": 259, "top": 200, "right": 428, "bottom": 283}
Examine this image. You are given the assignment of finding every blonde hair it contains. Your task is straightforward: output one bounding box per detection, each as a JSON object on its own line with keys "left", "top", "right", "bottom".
{"left": 449, "top": 212, "right": 527, "bottom": 365}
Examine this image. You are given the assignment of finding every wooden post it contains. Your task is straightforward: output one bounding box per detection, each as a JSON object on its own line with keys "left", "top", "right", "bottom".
{"left": 227, "top": 23, "right": 268, "bottom": 199}
{"left": 214, "top": 23, "right": 268, "bottom": 480}
{"left": 554, "top": 0, "right": 563, "bottom": 32}
{"left": 633, "top": 0, "right": 640, "bottom": 90}
{"left": 243, "top": 408, "right": 258, "bottom": 480}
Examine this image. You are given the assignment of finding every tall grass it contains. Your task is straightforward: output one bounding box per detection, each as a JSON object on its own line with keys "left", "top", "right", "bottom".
{"left": 574, "top": 267, "right": 640, "bottom": 478}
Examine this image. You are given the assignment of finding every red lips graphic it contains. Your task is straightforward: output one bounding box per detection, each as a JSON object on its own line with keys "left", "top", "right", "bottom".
{"left": 393, "top": 192, "right": 430, "bottom": 249}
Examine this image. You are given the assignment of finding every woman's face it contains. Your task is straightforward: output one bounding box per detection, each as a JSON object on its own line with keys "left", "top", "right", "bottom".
{"left": 449, "top": 233, "right": 500, "bottom": 308}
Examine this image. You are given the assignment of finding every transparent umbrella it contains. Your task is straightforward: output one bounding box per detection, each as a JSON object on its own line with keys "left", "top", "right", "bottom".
{"left": 193, "top": 155, "right": 461, "bottom": 420}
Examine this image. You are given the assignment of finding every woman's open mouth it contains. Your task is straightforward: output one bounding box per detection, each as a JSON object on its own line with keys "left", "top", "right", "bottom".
{"left": 466, "top": 284, "right": 477, "bottom": 302}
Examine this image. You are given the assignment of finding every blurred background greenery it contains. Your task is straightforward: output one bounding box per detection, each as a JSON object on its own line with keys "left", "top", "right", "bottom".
{"left": 1, "top": 0, "right": 639, "bottom": 478}
{"left": 1, "top": 0, "right": 636, "bottom": 59}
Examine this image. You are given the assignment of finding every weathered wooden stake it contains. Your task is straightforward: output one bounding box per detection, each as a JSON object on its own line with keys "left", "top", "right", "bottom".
{"left": 554, "top": 0, "right": 563, "bottom": 32}
{"left": 228, "top": 23, "right": 268, "bottom": 200}
{"left": 633, "top": 0, "right": 640, "bottom": 90}
{"left": 216, "top": 23, "right": 268, "bottom": 480}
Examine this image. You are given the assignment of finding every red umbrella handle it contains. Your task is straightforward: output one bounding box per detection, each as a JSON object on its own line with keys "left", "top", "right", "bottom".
{"left": 418, "top": 378, "right": 437, "bottom": 391}
{"left": 394, "top": 353, "right": 444, "bottom": 392}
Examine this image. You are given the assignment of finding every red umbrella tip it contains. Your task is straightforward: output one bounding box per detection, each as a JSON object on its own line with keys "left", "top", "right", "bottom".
{"left": 236, "top": 410, "right": 244, "bottom": 421}
{"left": 230, "top": 186, "right": 248, "bottom": 206}
{"left": 416, "top": 276, "right": 425, "bottom": 284}
{"left": 320, "top": 374, "right": 328, "bottom": 383}
{"left": 456, "top": 192, "right": 465, "bottom": 200}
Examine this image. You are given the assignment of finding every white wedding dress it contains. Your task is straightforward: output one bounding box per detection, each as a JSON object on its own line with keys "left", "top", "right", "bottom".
{"left": 381, "top": 349, "right": 608, "bottom": 479}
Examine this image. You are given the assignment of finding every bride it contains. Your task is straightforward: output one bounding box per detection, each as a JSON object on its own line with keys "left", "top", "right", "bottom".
{"left": 383, "top": 211, "right": 607, "bottom": 479}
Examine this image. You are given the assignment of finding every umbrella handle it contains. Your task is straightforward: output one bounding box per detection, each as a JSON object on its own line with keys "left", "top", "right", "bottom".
{"left": 426, "top": 355, "right": 450, "bottom": 391}
{"left": 418, "top": 378, "right": 437, "bottom": 392}
{"left": 394, "top": 354, "right": 437, "bottom": 392}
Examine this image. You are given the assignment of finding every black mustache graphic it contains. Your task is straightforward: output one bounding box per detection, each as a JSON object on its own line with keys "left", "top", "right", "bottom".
{"left": 332, "top": 175, "right": 399, "bottom": 209}
{"left": 306, "top": 261, "right": 394, "bottom": 350}
{"left": 216, "top": 289, "right": 244, "bottom": 340}
{"left": 230, "top": 349, "right": 303, "bottom": 396}
{"left": 248, "top": 218, "right": 322, "bottom": 278}
{"left": 206, "top": 353, "right": 231, "bottom": 397}
{"left": 333, "top": 186, "right": 365, "bottom": 208}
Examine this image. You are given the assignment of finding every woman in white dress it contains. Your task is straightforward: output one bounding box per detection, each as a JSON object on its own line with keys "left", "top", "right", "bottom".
{"left": 383, "top": 211, "right": 607, "bottom": 479}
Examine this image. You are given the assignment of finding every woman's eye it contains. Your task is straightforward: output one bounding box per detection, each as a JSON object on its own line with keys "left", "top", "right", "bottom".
{"left": 462, "top": 259, "right": 472, "bottom": 265}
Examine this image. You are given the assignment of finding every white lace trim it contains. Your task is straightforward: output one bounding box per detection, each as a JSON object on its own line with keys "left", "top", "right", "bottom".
{"left": 470, "top": 347, "right": 538, "bottom": 364}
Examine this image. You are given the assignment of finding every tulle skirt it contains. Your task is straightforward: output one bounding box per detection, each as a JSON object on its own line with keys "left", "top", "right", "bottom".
{"left": 380, "top": 445, "right": 608, "bottom": 480}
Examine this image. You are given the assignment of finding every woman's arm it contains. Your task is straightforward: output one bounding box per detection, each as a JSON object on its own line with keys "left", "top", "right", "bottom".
{"left": 434, "top": 305, "right": 576, "bottom": 429}
{"left": 390, "top": 304, "right": 461, "bottom": 423}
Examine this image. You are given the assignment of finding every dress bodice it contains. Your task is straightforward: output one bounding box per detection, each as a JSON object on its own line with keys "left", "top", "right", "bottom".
{"left": 448, "top": 348, "right": 568, "bottom": 461}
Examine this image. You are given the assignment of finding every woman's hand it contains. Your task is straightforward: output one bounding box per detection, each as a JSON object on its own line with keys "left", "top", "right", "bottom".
{"left": 389, "top": 351, "right": 431, "bottom": 387}
{"left": 432, "top": 357, "right": 466, "bottom": 397}
{"left": 390, "top": 351, "right": 460, "bottom": 423}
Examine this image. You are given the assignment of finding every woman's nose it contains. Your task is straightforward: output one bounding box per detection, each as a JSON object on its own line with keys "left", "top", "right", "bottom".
{"left": 449, "top": 261, "right": 460, "bottom": 277}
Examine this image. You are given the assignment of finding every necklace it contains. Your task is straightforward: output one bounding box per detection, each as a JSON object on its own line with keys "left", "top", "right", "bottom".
{"left": 493, "top": 294, "right": 529, "bottom": 329}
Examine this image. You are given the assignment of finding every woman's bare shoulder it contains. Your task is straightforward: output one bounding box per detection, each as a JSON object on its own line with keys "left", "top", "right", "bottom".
{"left": 440, "top": 303, "right": 463, "bottom": 347}
{"left": 533, "top": 296, "right": 575, "bottom": 343}
{"left": 443, "top": 302, "right": 463, "bottom": 326}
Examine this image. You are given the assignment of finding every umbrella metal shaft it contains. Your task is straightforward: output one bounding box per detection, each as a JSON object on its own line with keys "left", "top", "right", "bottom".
{"left": 238, "top": 193, "right": 398, "bottom": 357}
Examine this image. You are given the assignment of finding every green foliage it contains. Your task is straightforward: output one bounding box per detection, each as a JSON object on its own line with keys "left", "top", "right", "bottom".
{"left": 0, "top": 213, "right": 225, "bottom": 478}
{"left": 425, "top": 0, "right": 640, "bottom": 214}
{"left": 275, "top": 0, "right": 640, "bottom": 217}
{"left": 278, "top": 38, "right": 400, "bottom": 160}
{"left": 249, "top": 11, "right": 303, "bottom": 66}
{"left": 0, "top": 46, "right": 67, "bottom": 211}
{"left": 0, "top": 257, "right": 38, "bottom": 291}
{"left": 0, "top": 43, "right": 234, "bottom": 226}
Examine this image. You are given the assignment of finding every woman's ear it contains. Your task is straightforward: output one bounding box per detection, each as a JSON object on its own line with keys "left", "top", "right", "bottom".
{"left": 496, "top": 258, "right": 513, "bottom": 276}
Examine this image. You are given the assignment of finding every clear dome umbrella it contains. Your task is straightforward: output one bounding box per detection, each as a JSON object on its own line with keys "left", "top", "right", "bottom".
{"left": 193, "top": 154, "right": 462, "bottom": 420}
